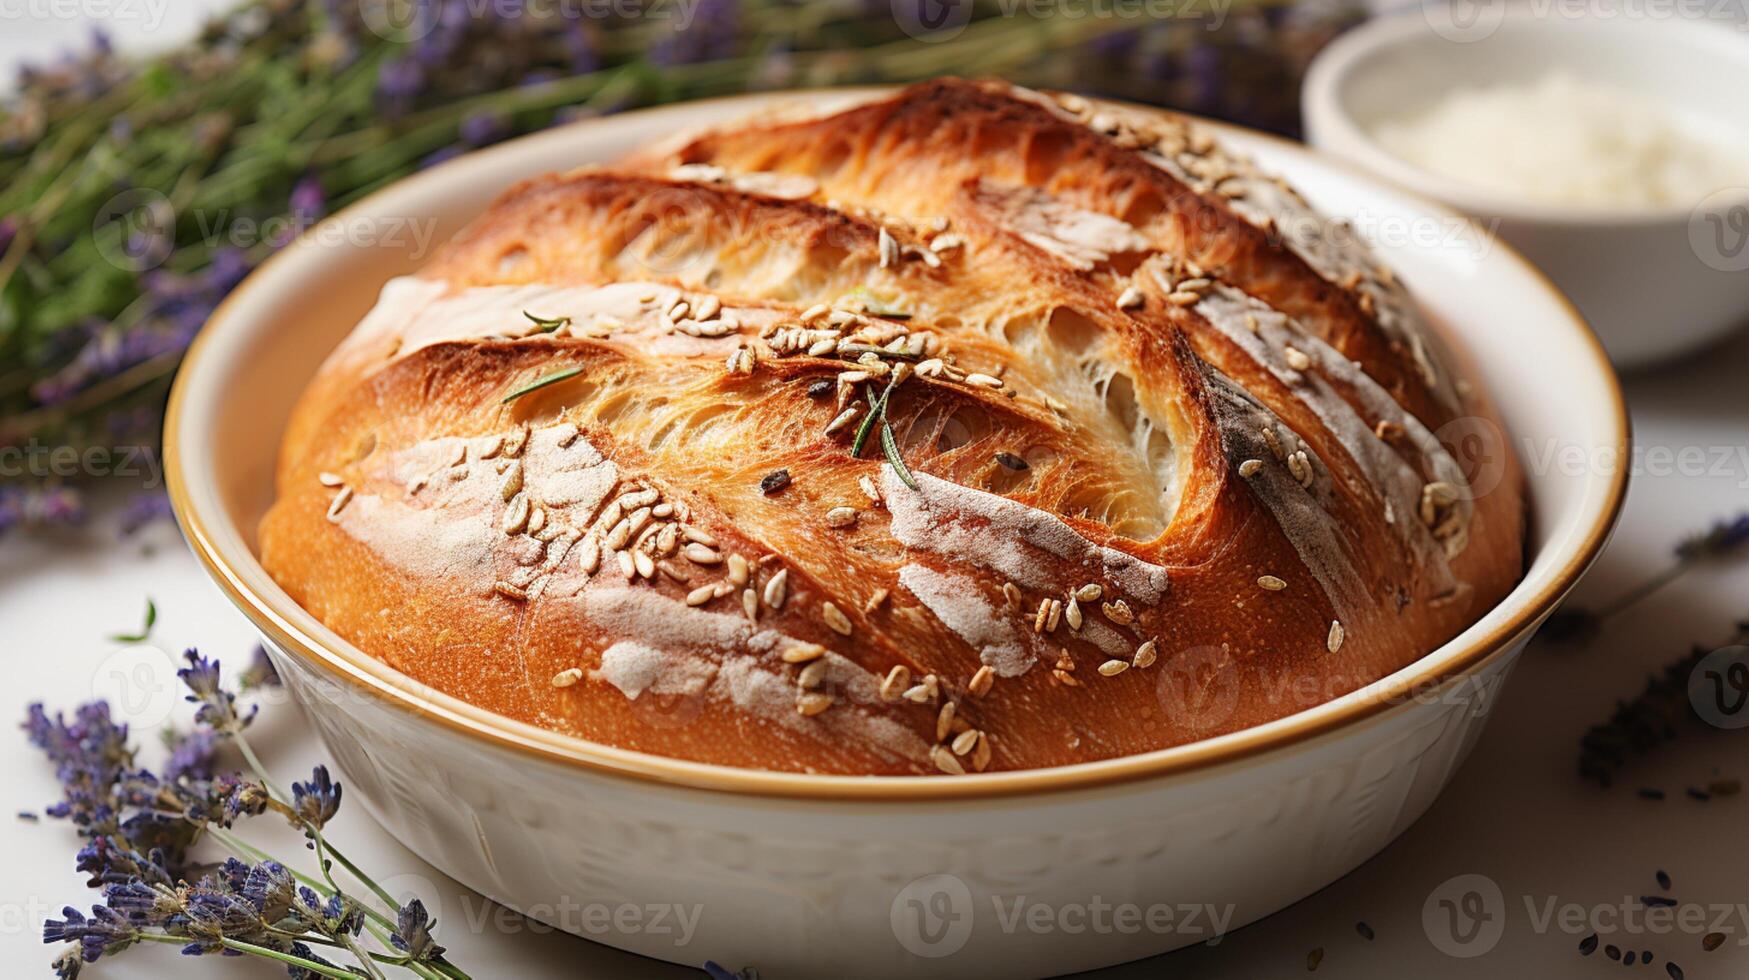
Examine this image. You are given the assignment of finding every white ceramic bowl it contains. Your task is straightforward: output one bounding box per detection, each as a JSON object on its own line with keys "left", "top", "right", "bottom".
{"left": 1303, "top": 10, "right": 1749, "bottom": 369}
{"left": 166, "top": 91, "right": 1627, "bottom": 977}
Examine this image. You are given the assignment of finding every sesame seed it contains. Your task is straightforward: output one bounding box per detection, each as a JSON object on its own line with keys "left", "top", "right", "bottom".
{"left": 502, "top": 495, "right": 531, "bottom": 535}
{"left": 859, "top": 474, "right": 884, "bottom": 506}
{"left": 798, "top": 660, "right": 828, "bottom": 690}
{"left": 931, "top": 745, "right": 966, "bottom": 775}
{"left": 325, "top": 486, "right": 353, "bottom": 523}
{"left": 965, "top": 372, "right": 1004, "bottom": 389}
{"left": 824, "top": 406, "right": 861, "bottom": 435}
{"left": 936, "top": 701, "right": 956, "bottom": 741}
{"left": 1287, "top": 450, "right": 1314, "bottom": 488}
{"left": 1052, "top": 668, "right": 1081, "bottom": 687}
{"left": 1238, "top": 458, "right": 1263, "bottom": 477}
{"left": 578, "top": 537, "right": 601, "bottom": 575}
{"left": 479, "top": 434, "right": 504, "bottom": 460}
{"left": 318, "top": 471, "right": 343, "bottom": 487}
{"left": 1099, "top": 659, "right": 1129, "bottom": 677}
{"left": 801, "top": 303, "right": 829, "bottom": 323}
{"left": 605, "top": 517, "right": 633, "bottom": 551}
{"left": 822, "top": 601, "right": 853, "bottom": 636}
{"left": 686, "top": 584, "right": 718, "bottom": 606}
{"left": 951, "top": 729, "right": 982, "bottom": 756}
{"left": 499, "top": 461, "right": 524, "bottom": 501}
{"left": 694, "top": 295, "right": 721, "bottom": 321}
{"left": 1117, "top": 286, "right": 1145, "bottom": 310}
{"left": 1002, "top": 582, "right": 1023, "bottom": 611}
{"left": 879, "top": 227, "right": 899, "bottom": 268}
{"left": 782, "top": 643, "right": 826, "bottom": 664}
{"left": 863, "top": 588, "right": 889, "bottom": 614}
{"left": 881, "top": 665, "right": 911, "bottom": 701}
{"left": 1327, "top": 620, "right": 1345, "bottom": 653}
{"left": 797, "top": 692, "right": 833, "bottom": 717}
{"left": 973, "top": 733, "right": 993, "bottom": 771}
{"left": 1133, "top": 639, "right": 1158, "bottom": 669}
{"left": 1064, "top": 596, "right": 1084, "bottom": 631}
{"left": 551, "top": 667, "right": 584, "bottom": 688}
{"left": 684, "top": 543, "right": 722, "bottom": 565}
{"left": 903, "top": 683, "right": 934, "bottom": 704}
{"left": 763, "top": 568, "right": 788, "bottom": 609}
{"left": 1258, "top": 575, "right": 1287, "bottom": 591}
{"left": 826, "top": 506, "right": 858, "bottom": 528}
{"left": 1167, "top": 291, "right": 1202, "bottom": 306}
{"left": 1075, "top": 583, "right": 1103, "bottom": 602}
{"left": 1374, "top": 420, "right": 1405, "bottom": 441}
{"left": 494, "top": 581, "right": 528, "bottom": 601}
{"left": 969, "top": 665, "right": 995, "bottom": 697}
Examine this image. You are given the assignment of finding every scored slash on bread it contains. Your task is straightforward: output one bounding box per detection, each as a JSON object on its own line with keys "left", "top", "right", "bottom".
{"left": 260, "top": 79, "right": 1524, "bottom": 776}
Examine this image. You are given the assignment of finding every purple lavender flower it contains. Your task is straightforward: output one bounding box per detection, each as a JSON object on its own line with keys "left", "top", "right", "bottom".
{"left": 288, "top": 176, "right": 326, "bottom": 223}
{"left": 290, "top": 766, "right": 342, "bottom": 829}
{"left": 391, "top": 898, "right": 445, "bottom": 960}
{"left": 459, "top": 109, "right": 509, "bottom": 147}
{"left": 43, "top": 905, "right": 139, "bottom": 963}
{"left": 118, "top": 492, "right": 173, "bottom": 536}
{"left": 177, "top": 650, "right": 256, "bottom": 735}
{"left": 375, "top": 57, "right": 427, "bottom": 117}
{"left": 1677, "top": 512, "right": 1749, "bottom": 560}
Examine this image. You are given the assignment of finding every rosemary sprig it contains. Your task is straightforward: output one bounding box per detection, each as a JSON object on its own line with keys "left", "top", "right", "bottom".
{"left": 881, "top": 420, "right": 918, "bottom": 491}
{"left": 108, "top": 596, "right": 156, "bottom": 643}
{"left": 500, "top": 366, "right": 581, "bottom": 404}
{"left": 522, "top": 311, "right": 571, "bottom": 334}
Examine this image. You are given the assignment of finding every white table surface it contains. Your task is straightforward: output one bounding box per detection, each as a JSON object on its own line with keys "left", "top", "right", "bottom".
{"left": 5, "top": 10, "right": 1749, "bottom": 980}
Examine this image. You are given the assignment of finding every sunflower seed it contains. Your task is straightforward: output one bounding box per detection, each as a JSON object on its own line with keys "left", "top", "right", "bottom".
{"left": 1099, "top": 659, "right": 1129, "bottom": 677}
{"left": 1327, "top": 620, "right": 1345, "bottom": 653}
{"left": 1258, "top": 575, "right": 1287, "bottom": 591}
{"left": 822, "top": 601, "right": 853, "bottom": 636}
{"left": 797, "top": 692, "right": 833, "bottom": 717}
{"left": 826, "top": 506, "right": 858, "bottom": 528}
{"left": 969, "top": 665, "right": 995, "bottom": 697}
{"left": 763, "top": 568, "right": 789, "bottom": 609}
{"left": 551, "top": 667, "right": 583, "bottom": 688}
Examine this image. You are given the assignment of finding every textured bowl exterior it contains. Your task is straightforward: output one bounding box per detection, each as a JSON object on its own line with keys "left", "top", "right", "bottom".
{"left": 266, "top": 632, "right": 1523, "bottom": 975}
{"left": 166, "top": 91, "right": 1627, "bottom": 979}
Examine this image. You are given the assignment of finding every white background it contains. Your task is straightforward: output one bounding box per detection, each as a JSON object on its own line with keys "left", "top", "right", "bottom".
{"left": 3, "top": 6, "right": 1749, "bottom": 979}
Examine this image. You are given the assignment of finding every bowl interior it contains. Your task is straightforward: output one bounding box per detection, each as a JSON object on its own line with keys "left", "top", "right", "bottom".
{"left": 168, "top": 92, "right": 1627, "bottom": 797}
{"left": 1315, "top": 12, "right": 1749, "bottom": 219}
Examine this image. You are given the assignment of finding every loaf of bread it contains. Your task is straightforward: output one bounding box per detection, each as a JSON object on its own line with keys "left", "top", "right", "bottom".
{"left": 261, "top": 79, "right": 1524, "bottom": 776}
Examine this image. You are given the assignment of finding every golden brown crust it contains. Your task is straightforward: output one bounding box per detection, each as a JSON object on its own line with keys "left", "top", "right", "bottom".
{"left": 260, "top": 81, "right": 1524, "bottom": 776}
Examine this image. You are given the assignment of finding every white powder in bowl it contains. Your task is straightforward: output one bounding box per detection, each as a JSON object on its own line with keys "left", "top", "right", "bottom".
{"left": 1370, "top": 72, "right": 1749, "bottom": 209}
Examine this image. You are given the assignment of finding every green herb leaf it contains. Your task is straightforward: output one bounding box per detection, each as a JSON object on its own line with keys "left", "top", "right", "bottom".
{"left": 110, "top": 598, "right": 156, "bottom": 643}
{"left": 523, "top": 311, "right": 571, "bottom": 333}
{"left": 850, "top": 371, "right": 902, "bottom": 459}
{"left": 501, "top": 367, "right": 582, "bottom": 404}
{"left": 881, "top": 420, "right": 918, "bottom": 490}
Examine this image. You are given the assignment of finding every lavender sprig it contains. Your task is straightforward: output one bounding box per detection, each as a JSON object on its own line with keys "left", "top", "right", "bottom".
{"left": 28, "top": 647, "right": 469, "bottom": 979}
{"left": 1542, "top": 512, "right": 1749, "bottom": 644}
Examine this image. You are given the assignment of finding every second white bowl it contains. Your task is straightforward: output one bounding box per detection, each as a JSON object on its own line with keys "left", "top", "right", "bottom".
{"left": 1304, "top": 10, "right": 1749, "bottom": 369}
